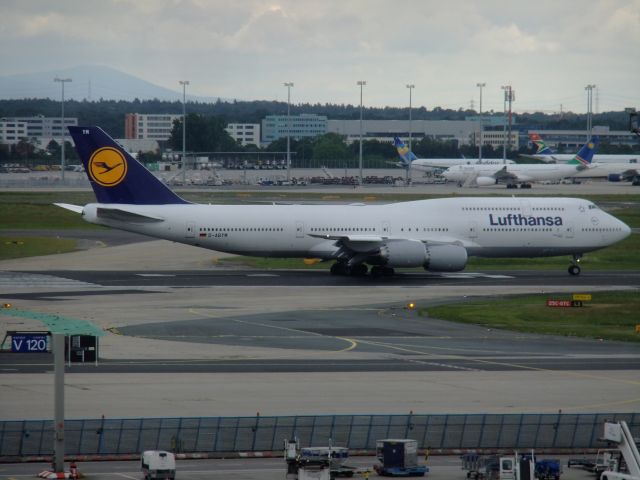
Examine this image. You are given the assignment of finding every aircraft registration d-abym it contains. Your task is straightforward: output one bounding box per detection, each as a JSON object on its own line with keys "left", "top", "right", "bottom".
{"left": 57, "top": 126, "right": 631, "bottom": 277}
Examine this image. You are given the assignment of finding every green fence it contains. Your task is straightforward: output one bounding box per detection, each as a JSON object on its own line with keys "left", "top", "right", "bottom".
{"left": 1, "top": 413, "right": 638, "bottom": 458}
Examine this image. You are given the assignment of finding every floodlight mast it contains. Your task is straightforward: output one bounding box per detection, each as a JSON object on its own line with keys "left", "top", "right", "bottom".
{"left": 54, "top": 77, "right": 72, "bottom": 181}
{"left": 357, "top": 80, "right": 366, "bottom": 183}
{"left": 179, "top": 80, "right": 189, "bottom": 184}
{"left": 585, "top": 84, "right": 596, "bottom": 139}
{"left": 284, "top": 82, "right": 294, "bottom": 181}
{"left": 476, "top": 82, "right": 486, "bottom": 161}
{"left": 406, "top": 84, "right": 414, "bottom": 185}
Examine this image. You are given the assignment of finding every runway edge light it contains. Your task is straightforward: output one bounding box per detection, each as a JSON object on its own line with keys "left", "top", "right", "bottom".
{"left": 2, "top": 303, "right": 12, "bottom": 308}
{"left": 407, "top": 302, "right": 416, "bottom": 310}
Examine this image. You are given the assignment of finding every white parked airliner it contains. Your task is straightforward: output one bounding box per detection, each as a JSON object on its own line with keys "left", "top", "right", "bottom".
{"left": 56, "top": 127, "right": 630, "bottom": 277}
{"left": 442, "top": 137, "right": 599, "bottom": 188}
{"left": 393, "top": 137, "right": 514, "bottom": 172}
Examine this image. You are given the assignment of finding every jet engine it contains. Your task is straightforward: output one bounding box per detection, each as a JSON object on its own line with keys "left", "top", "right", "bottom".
{"left": 379, "top": 239, "right": 428, "bottom": 268}
{"left": 475, "top": 176, "right": 496, "bottom": 186}
{"left": 424, "top": 244, "right": 467, "bottom": 272}
{"left": 379, "top": 240, "right": 468, "bottom": 271}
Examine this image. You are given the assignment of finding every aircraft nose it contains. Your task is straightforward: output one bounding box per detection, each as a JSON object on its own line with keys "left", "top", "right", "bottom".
{"left": 620, "top": 220, "right": 632, "bottom": 239}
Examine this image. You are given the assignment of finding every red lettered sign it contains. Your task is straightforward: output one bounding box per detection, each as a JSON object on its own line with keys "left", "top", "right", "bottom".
{"left": 546, "top": 300, "right": 573, "bottom": 308}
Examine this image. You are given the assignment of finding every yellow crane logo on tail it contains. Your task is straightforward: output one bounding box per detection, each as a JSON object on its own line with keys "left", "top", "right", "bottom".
{"left": 88, "top": 147, "right": 128, "bottom": 187}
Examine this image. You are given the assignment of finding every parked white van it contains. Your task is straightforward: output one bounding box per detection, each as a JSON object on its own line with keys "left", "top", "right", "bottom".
{"left": 141, "top": 450, "right": 176, "bottom": 480}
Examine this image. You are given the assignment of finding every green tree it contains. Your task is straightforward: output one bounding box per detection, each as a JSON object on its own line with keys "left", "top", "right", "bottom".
{"left": 312, "top": 133, "right": 351, "bottom": 164}
{"left": 169, "top": 114, "right": 241, "bottom": 153}
{"left": 46, "top": 139, "right": 60, "bottom": 158}
{"left": 0, "top": 143, "right": 9, "bottom": 161}
{"left": 13, "top": 138, "right": 36, "bottom": 164}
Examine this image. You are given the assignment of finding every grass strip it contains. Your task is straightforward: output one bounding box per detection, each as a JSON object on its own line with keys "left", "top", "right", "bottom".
{"left": 0, "top": 236, "right": 77, "bottom": 260}
{"left": 421, "top": 291, "right": 640, "bottom": 342}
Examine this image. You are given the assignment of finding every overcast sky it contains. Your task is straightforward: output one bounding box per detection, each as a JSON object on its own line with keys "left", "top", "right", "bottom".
{"left": 1, "top": 0, "right": 638, "bottom": 113}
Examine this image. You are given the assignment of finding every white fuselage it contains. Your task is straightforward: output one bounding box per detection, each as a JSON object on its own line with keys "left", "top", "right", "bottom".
{"left": 533, "top": 154, "right": 640, "bottom": 164}
{"left": 80, "top": 197, "right": 630, "bottom": 260}
{"left": 569, "top": 162, "right": 639, "bottom": 179}
{"left": 411, "top": 158, "right": 514, "bottom": 172}
{"left": 442, "top": 163, "right": 582, "bottom": 184}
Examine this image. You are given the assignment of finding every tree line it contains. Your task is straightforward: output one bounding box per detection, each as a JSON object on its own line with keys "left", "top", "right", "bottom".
{"left": 0, "top": 98, "right": 636, "bottom": 164}
{"left": 0, "top": 98, "right": 633, "bottom": 137}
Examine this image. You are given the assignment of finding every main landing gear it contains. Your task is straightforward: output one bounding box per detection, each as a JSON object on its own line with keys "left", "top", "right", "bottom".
{"left": 330, "top": 262, "right": 367, "bottom": 276}
{"left": 330, "top": 262, "right": 395, "bottom": 277}
{"left": 568, "top": 254, "right": 582, "bottom": 275}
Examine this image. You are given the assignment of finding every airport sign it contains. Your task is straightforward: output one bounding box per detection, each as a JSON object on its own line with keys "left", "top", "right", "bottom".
{"left": 11, "top": 334, "right": 49, "bottom": 352}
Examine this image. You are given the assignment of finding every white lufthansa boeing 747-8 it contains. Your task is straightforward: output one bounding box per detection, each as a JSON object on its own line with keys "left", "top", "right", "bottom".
{"left": 55, "top": 127, "right": 630, "bottom": 277}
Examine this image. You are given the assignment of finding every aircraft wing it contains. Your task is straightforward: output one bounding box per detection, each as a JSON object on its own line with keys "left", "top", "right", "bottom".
{"left": 385, "top": 160, "right": 406, "bottom": 168}
{"left": 53, "top": 203, "right": 165, "bottom": 223}
{"left": 308, "top": 233, "right": 469, "bottom": 252}
{"left": 308, "top": 233, "right": 385, "bottom": 253}
{"left": 492, "top": 166, "right": 520, "bottom": 182}
{"left": 96, "top": 207, "right": 165, "bottom": 223}
{"left": 620, "top": 168, "right": 640, "bottom": 181}
{"left": 518, "top": 154, "right": 552, "bottom": 163}
{"left": 53, "top": 203, "right": 84, "bottom": 214}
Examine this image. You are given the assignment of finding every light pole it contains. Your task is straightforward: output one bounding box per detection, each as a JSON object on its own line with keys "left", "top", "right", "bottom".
{"left": 179, "top": 80, "right": 189, "bottom": 184}
{"left": 585, "top": 84, "right": 596, "bottom": 139}
{"left": 54, "top": 77, "right": 72, "bottom": 181}
{"left": 476, "top": 82, "right": 485, "bottom": 161}
{"left": 284, "top": 82, "right": 294, "bottom": 182}
{"left": 406, "top": 84, "right": 414, "bottom": 185}
{"left": 357, "top": 80, "right": 366, "bottom": 183}
{"left": 501, "top": 85, "right": 513, "bottom": 162}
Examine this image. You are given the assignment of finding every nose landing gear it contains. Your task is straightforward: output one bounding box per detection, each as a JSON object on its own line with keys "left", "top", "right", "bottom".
{"left": 568, "top": 254, "right": 582, "bottom": 275}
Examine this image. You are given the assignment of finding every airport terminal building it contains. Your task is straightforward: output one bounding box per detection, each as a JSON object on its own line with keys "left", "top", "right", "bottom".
{"left": 225, "top": 123, "right": 261, "bottom": 147}
{"left": 1, "top": 116, "right": 78, "bottom": 147}
{"left": 124, "top": 113, "right": 181, "bottom": 141}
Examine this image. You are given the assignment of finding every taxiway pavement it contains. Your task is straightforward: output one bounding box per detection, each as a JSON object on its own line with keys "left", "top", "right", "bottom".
{"left": 1, "top": 235, "right": 639, "bottom": 420}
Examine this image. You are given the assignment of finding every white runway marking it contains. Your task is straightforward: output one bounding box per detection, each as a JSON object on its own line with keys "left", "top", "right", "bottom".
{"left": 440, "top": 272, "right": 514, "bottom": 279}
{"left": 0, "top": 272, "right": 98, "bottom": 288}
{"left": 136, "top": 273, "right": 176, "bottom": 277}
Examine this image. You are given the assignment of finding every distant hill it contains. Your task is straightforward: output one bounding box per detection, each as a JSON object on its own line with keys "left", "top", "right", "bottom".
{"left": 0, "top": 65, "right": 223, "bottom": 102}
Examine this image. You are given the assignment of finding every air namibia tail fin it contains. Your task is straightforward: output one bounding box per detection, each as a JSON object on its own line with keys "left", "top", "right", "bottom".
{"left": 68, "top": 126, "right": 188, "bottom": 205}
{"left": 567, "top": 136, "right": 599, "bottom": 168}
{"left": 393, "top": 137, "right": 418, "bottom": 167}
{"left": 529, "top": 133, "right": 554, "bottom": 155}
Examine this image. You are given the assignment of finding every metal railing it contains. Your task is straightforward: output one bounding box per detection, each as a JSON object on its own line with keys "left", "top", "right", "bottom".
{"left": 1, "top": 412, "right": 637, "bottom": 458}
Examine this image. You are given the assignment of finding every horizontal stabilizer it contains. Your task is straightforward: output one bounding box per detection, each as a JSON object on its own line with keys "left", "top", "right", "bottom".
{"left": 53, "top": 203, "right": 84, "bottom": 214}
{"left": 96, "top": 207, "right": 164, "bottom": 223}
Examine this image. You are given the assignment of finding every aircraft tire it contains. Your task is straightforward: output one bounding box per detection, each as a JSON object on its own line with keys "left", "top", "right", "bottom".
{"left": 350, "top": 264, "right": 368, "bottom": 276}
{"left": 370, "top": 266, "right": 383, "bottom": 277}
{"left": 568, "top": 265, "right": 581, "bottom": 276}
{"left": 330, "top": 262, "right": 348, "bottom": 275}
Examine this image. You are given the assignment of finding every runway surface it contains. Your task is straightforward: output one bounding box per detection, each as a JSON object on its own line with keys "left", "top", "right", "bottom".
{"left": 1, "top": 237, "right": 639, "bottom": 418}
{"left": 2, "top": 268, "right": 639, "bottom": 377}
{"left": 3, "top": 268, "right": 640, "bottom": 288}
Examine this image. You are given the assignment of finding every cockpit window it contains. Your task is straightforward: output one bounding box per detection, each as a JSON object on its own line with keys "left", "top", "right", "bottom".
{"left": 588, "top": 204, "right": 598, "bottom": 210}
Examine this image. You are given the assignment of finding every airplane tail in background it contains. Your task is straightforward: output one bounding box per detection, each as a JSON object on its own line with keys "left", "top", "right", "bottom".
{"left": 529, "top": 133, "right": 554, "bottom": 155}
{"left": 567, "top": 136, "right": 599, "bottom": 168}
{"left": 68, "top": 126, "right": 188, "bottom": 205}
{"left": 393, "top": 137, "right": 418, "bottom": 167}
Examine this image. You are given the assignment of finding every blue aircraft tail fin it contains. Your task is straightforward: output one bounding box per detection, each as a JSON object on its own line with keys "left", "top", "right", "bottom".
{"left": 68, "top": 126, "right": 188, "bottom": 205}
{"left": 393, "top": 137, "right": 418, "bottom": 167}
{"left": 568, "top": 136, "right": 599, "bottom": 167}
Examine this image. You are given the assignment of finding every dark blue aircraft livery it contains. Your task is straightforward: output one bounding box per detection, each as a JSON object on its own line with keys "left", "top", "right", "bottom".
{"left": 489, "top": 213, "right": 563, "bottom": 227}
